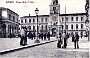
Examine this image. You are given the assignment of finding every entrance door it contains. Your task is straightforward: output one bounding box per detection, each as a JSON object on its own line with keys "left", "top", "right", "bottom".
{"left": 52, "top": 28, "right": 57, "bottom": 36}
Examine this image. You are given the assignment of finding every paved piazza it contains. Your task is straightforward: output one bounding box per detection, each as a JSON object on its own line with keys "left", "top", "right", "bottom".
{"left": 0, "top": 40, "right": 89, "bottom": 58}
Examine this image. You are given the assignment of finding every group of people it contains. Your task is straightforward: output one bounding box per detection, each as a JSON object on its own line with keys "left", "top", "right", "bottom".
{"left": 28, "top": 31, "right": 50, "bottom": 41}
{"left": 19, "top": 27, "right": 51, "bottom": 46}
{"left": 20, "top": 27, "right": 27, "bottom": 46}
{"left": 38, "top": 32, "right": 50, "bottom": 41}
{"left": 57, "top": 31, "right": 79, "bottom": 49}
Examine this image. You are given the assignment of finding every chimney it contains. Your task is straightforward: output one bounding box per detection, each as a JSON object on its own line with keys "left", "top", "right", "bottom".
{"left": 29, "top": 14, "right": 30, "bottom": 16}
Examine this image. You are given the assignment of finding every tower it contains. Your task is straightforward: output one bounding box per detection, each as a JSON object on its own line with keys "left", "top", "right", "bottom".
{"left": 49, "top": 0, "right": 61, "bottom": 36}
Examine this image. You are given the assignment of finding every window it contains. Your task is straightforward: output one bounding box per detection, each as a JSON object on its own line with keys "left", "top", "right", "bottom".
{"left": 53, "top": 7, "right": 56, "bottom": 10}
{"left": 62, "top": 17, "right": 64, "bottom": 21}
{"left": 45, "top": 18, "right": 47, "bottom": 22}
{"left": 41, "top": 25, "right": 43, "bottom": 30}
{"left": 33, "top": 26, "right": 35, "bottom": 30}
{"left": 9, "top": 14, "right": 11, "bottom": 20}
{"left": 53, "top": 1, "right": 55, "bottom": 4}
{"left": 62, "top": 25, "right": 63, "bottom": 29}
{"left": 81, "top": 17, "right": 83, "bottom": 21}
{"left": 71, "top": 17, "right": 73, "bottom": 21}
{"left": 13, "top": 16, "right": 15, "bottom": 22}
{"left": 81, "top": 24, "right": 83, "bottom": 29}
{"left": 66, "top": 25, "right": 68, "bottom": 30}
{"left": 17, "top": 18, "right": 18, "bottom": 22}
{"left": 21, "top": 19, "right": 23, "bottom": 23}
{"left": 29, "top": 19, "right": 31, "bottom": 23}
{"left": 45, "top": 25, "right": 47, "bottom": 29}
{"left": 76, "top": 24, "right": 78, "bottom": 29}
{"left": 76, "top": 17, "right": 78, "bottom": 21}
{"left": 33, "top": 19, "right": 35, "bottom": 23}
{"left": 71, "top": 24, "right": 73, "bottom": 29}
{"left": 66, "top": 17, "right": 68, "bottom": 21}
{"left": 37, "top": 26, "right": 39, "bottom": 30}
{"left": 41, "top": 18, "right": 43, "bottom": 22}
{"left": 75, "top": 32, "right": 78, "bottom": 35}
{"left": 25, "top": 19, "right": 27, "bottom": 23}
{"left": 29, "top": 26, "right": 31, "bottom": 30}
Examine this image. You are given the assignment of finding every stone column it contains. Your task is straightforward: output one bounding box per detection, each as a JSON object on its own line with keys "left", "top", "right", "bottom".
{"left": 6, "top": 24, "right": 8, "bottom": 38}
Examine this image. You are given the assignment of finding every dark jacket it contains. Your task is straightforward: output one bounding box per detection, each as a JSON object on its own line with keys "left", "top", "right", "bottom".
{"left": 75, "top": 34, "right": 79, "bottom": 41}
{"left": 47, "top": 32, "right": 50, "bottom": 38}
{"left": 72, "top": 35, "right": 75, "bottom": 42}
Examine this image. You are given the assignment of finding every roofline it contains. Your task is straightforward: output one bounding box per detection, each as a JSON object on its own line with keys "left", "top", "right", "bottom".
{"left": 20, "top": 15, "right": 49, "bottom": 18}
{"left": 0, "top": 7, "right": 19, "bottom": 16}
{"left": 21, "top": 13, "right": 86, "bottom": 18}
{"left": 59, "top": 13, "right": 86, "bottom": 16}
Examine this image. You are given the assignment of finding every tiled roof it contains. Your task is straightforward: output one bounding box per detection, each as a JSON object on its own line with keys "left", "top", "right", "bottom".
{"left": 0, "top": 7, "right": 19, "bottom": 16}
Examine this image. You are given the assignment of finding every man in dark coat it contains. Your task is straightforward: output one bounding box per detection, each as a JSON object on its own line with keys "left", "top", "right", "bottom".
{"left": 72, "top": 34, "right": 75, "bottom": 42}
{"left": 41, "top": 33, "right": 43, "bottom": 40}
{"left": 74, "top": 33, "right": 79, "bottom": 49}
{"left": 20, "top": 27, "right": 27, "bottom": 46}
{"left": 24, "top": 27, "right": 28, "bottom": 45}
{"left": 57, "top": 33, "right": 62, "bottom": 48}
{"left": 47, "top": 32, "right": 50, "bottom": 41}
{"left": 33, "top": 32, "right": 36, "bottom": 39}
{"left": 44, "top": 33, "right": 47, "bottom": 40}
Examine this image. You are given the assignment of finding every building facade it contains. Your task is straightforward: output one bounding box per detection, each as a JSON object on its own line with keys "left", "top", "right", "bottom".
{"left": 20, "top": 15, "right": 49, "bottom": 34}
{"left": 60, "top": 13, "right": 86, "bottom": 36}
{"left": 0, "top": 7, "right": 19, "bottom": 38}
{"left": 20, "top": 0, "right": 87, "bottom": 36}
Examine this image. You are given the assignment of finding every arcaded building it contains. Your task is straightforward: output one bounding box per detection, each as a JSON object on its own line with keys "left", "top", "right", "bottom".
{"left": 0, "top": 7, "right": 19, "bottom": 38}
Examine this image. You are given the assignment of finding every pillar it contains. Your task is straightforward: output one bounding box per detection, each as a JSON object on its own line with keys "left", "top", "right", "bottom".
{"left": 6, "top": 24, "right": 8, "bottom": 37}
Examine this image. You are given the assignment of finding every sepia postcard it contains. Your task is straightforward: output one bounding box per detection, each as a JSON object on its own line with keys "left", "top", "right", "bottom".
{"left": 0, "top": 0, "right": 89, "bottom": 58}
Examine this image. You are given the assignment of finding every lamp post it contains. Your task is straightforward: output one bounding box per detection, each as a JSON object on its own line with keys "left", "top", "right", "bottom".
{"left": 34, "top": 8, "right": 40, "bottom": 43}
{"left": 39, "top": 21, "right": 41, "bottom": 33}
{"left": 65, "top": 5, "right": 66, "bottom": 34}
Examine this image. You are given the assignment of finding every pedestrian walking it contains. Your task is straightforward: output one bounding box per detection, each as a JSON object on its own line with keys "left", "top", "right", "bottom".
{"left": 66, "top": 33, "right": 69, "bottom": 45}
{"left": 28, "top": 31, "right": 31, "bottom": 39}
{"left": 61, "top": 32, "right": 65, "bottom": 48}
{"left": 20, "top": 27, "right": 27, "bottom": 46}
{"left": 39, "top": 33, "right": 41, "bottom": 39}
{"left": 41, "top": 33, "right": 43, "bottom": 40}
{"left": 31, "top": 32, "right": 33, "bottom": 40}
{"left": 63, "top": 34, "right": 67, "bottom": 48}
{"left": 44, "top": 33, "right": 47, "bottom": 40}
{"left": 72, "top": 34, "right": 75, "bottom": 42}
{"left": 33, "top": 32, "right": 36, "bottom": 39}
{"left": 57, "top": 33, "right": 62, "bottom": 48}
{"left": 47, "top": 32, "right": 50, "bottom": 41}
{"left": 74, "top": 33, "right": 79, "bottom": 49}
{"left": 24, "top": 28, "right": 28, "bottom": 45}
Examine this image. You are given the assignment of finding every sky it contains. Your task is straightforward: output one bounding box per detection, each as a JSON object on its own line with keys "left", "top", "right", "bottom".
{"left": 0, "top": 0, "right": 86, "bottom": 17}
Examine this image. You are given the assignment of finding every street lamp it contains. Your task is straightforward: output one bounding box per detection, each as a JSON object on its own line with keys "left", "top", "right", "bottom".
{"left": 65, "top": 5, "right": 67, "bottom": 35}
{"left": 39, "top": 21, "right": 41, "bottom": 33}
{"left": 34, "top": 8, "right": 40, "bottom": 43}
{"left": 85, "top": 19, "right": 89, "bottom": 41}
